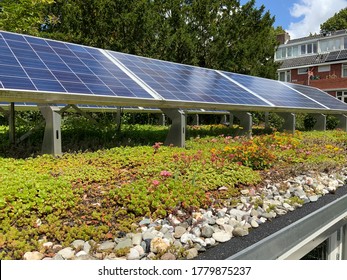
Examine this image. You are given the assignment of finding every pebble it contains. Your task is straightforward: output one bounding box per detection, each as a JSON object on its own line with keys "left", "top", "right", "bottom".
{"left": 98, "top": 241, "right": 115, "bottom": 252}
{"left": 23, "top": 251, "right": 44, "bottom": 260}
{"left": 57, "top": 247, "right": 75, "bottom": 259}
{"left": 22, "top": 170, "right": 347, "bottom": 260}
{"left": 212, "top": 232, "right": 232, "bottom": 242}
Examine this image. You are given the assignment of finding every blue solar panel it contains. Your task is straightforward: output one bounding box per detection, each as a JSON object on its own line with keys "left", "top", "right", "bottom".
{"left": 222, "top": 72, "right": 326, "bottom": 109}
{"left": 0, "top": 31, "right": 154, "bottom": 100}
{"left": 285, "top": 83, "right": 347, "bottom": 111}
{"left": 107, "top": 51, "right": 269, "bottom": 106}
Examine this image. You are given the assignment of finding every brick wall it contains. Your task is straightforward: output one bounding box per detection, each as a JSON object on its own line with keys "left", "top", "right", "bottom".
{"left": 290, "top": 63, "right": 347, "bottom": 92}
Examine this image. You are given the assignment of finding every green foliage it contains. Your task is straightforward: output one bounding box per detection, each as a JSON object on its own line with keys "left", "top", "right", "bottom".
{"left": 320, "top": 8, "right": 347, "bottom": 32}
{"left": 0, "top": 0, "right": 280, "bottom": 78}
{"left": 0, "top": 0, "right": 56, "bottom": 35}
{"left": 1, "top": 121, "right": 347, "bottom": 259}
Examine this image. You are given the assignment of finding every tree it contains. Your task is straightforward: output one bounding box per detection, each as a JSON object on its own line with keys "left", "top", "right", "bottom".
{"left": 320, "top": 7, "right": 347, "bottom": 32}
{"left": 0, "top": 0, "right": 280, "bottom": 79}
{"left": 0, "top": 0, "right": 56, "bottom": 35}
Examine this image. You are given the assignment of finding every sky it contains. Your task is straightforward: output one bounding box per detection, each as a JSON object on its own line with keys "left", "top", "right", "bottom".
{"left": 240, "top": 0, "right": 347, "bottom": 39}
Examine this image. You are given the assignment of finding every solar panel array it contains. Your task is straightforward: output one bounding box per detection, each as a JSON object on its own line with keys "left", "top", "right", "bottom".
{"left": 222, "top": 72, "right": 329, "bottom": 109}
{"left": 0, "top": 31, "right": 153, "bottom": 99}
{"left": 108, "top": 51, "right": 268, "bottom": 106}
{"left": 284, "top": 83, "right": 347, "bottom": 111}
{"left": 1, "top": 30, "right": 347, "bottom": 113}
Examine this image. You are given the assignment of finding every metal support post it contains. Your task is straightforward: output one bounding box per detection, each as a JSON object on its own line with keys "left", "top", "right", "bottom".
{"left": 230, "top": 111, "right": 252, "bottom": 138}
{"left": 9, "top": 102, "right": 15, "bottom": 144}
{"left": 192, "top": 114, "right": 199, "bottom": 126}
{"left": 38, "top": 104, "right": 62, "bottom": 156}
{"left": 309, "top": 113, "right": 326, "bottom": 131}
{"left": 277, "top": 112, "right": 296, "bottom": 134}
{"left": 161, "top": 108, "right": 186, "bottom": 147}
{"left": 265, "top": 112, "right": 270, "bottom": 130}
{"left": 116, "top": 106, "right": 122, "bottom": 132}
{"left": 159, "top": 113, "right": 166, "bottom": 126}
{"left": 220, "top": 114, "right": 230, "bottom": 126}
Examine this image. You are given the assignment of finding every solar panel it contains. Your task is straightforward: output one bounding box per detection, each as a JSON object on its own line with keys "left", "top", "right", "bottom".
{"left": 107, "top": 51, "right": 270, "bottom": 107}
{"left": 221, "top": 72, "right": 326, "bottom": 109}
{"left": 325, "top": 50, "right": 340, "bottom": 62}
{"left": 337, "top": 49, "right": 347, "bottom": 60}
{"left": 0, "top": 31, "right": 154, "bottom": 100}
{"left": 284, "top": 83, "right": 347, "bottom": 111}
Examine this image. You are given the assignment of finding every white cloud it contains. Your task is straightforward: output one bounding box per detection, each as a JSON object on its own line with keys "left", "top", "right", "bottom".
{"left": 286, "top": 0, "right": 347, "bottom": 39}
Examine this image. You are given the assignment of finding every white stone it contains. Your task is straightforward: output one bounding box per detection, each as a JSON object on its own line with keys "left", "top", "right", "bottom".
{"left": 57, "top": 247, "right": 75, "bottom": 259}
{"left": 134, "top": 245, "right": 145, "bottom": 255}
{"left": 127, "top": 248, "right": 140, "bottom": 260}
{"left": 23, "top": 251, "right": 44, "bottom": 260}
{"left": 205, "top": 238, "right": 216, "bottom": 246}
{"left": 42, "top": 242, "right": 53, "bottom": 249}
{"left": 132, "top": 233, "right": 143, "bottom": 245}
{"left": 71, "top": 239, "right": 85, "bottom": 250}
{"left": 212, "top": 232, "right": 232, "bottom": 242}
{"left": 76, "top": 250, "right": 88, "bottom": 257}
{"left": 180, "top": 233, "right": 194, "bottom": 244}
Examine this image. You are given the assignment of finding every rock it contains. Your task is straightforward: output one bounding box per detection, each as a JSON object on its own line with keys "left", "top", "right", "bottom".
{"left": 216, "top": 218, "right": 227, "bottom": 225}
{"left": 283, "top": 203, "right": 294, "bottom": 211}
{"left": 174, "top": 226, "right": 186, "bottom": 238}
{"left": 212, "top": 232, "right": 232, "bottom": 243}
{"left": 115, "top": 239, "right": 132, "bottom": 250}
{"left": 186, "top": 248, "right": 198, "bottom": 259}
{"left": 52, "top": 254, "right": 64, "bottom": 260}
{"left": 191, "top": 237, "right": 206, "bottom": 247}
{"left": 309, "top": 195, "right": 319, "bottom": 202}
{"left": 98, "top": 241, "right": 115, "bottom": 252}
{"left": 52, "top": 244, "right": 63, "bottom": 253}
{"left": 180, "top": 233, "right": 194, "bottom": 244}
{"left": 127, "top": 248, "right": 140, "bottom": 260}
{"left": 83, "top": 241, "right": 92, "bottom": 254}
{"left": 71, "top": 240, "right": 85, "bottom": 250}
{"left": 57, "top": 247, "right": 75, "bottom": 259}
{"left": 221, "top": 224, "right": 234, "bottom": 235}
{"left": 132, "top": 233, "right": 143, "bottom": 246}
{"left": 205, "top": 217, "right": 216, "bottom": 225}
{"left": 76, "top": 254, "right": 98, "bottom": 260}
{"left": 161, "top": 252, "right": 176, "bottom": 260}
{"left": 42, "top": 242, "right": 53, "bottom": 249}
{"left": 201, "top": 225, "right": 214, "bottom": 238}
{"left": 133, "top": 245, "right": 145, "bottom": 256}
{"left": 76, "top": 250, "right": 88, "bottom": 257}
{"left": 150, "top": 237, "right": 169, "bottom": 253}
{"left": 241, "top": 189, "right": 249, "bottom": 195}
{"left": 233, "top": 227, "right": 249, "bottom": 237}
{"left": 139, "top": 218, "right": 151, "bottom": 226}
{"left": 23, "top": 251, "right": 44, "bottom": 260}
{"left": 191, "top": 227, "right": 201, "bottom": 237}
{"left": 205, "top": 238, "right": 216, "bottom": 247}
{"left": 250, "top": 219, "right": 259, "bottom": 228}
{"left": 142, "top": 231, "right": 156, "bottom": 240}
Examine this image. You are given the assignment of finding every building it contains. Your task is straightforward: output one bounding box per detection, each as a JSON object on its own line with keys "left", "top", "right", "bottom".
{"left": 275, "top": 30, "right": 347, "bottom": 102}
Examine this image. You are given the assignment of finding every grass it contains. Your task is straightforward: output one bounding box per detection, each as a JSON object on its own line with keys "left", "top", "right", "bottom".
{"left": 0, "top": 120, "right": 347, "bottom": 259}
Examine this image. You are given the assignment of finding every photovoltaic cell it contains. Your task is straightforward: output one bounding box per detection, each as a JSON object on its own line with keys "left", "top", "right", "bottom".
{"left": 285, "top": 83, "right": 347, "bottom": 111}
{"left": 222, "top": 72, "right": 326, "bottom": 109}
{"left": 0, "top": 31, "right": 154, "bottom": 100}
{"left": 108, "top": 51, "right": 269, "bottom": 106}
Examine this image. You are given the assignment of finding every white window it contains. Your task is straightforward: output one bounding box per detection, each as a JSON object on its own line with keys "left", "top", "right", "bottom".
{"left": 318, "top": 65, "right": 331, "bottom": 72}
{"left": 342, "top": 64, "right": 347, "bottom": 77}
{"left": 337, "top": 91, "right": 347, "bottom": 103}
{"left": 278, "top": 71, "right": 291, "bottom": 82}
{"left": 298, "top": 68, "right": 308, "bottom": 75}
